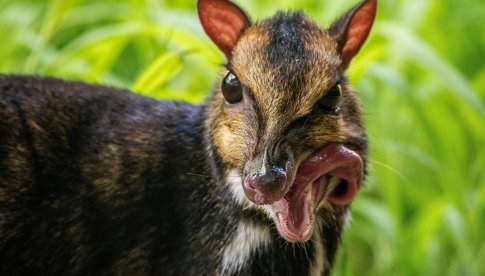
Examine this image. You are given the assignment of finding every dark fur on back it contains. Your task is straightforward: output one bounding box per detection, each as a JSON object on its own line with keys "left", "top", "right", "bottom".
{"left": 0, "top": 75, "right": 343, "bottom": 275}
{"left": 0, "top": 75, "right": 206, "bottom": 274}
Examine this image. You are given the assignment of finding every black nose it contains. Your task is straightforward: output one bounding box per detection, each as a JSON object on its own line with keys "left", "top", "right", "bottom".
{"left": 243, "top": 144, "right": 292, "bottom": 204}
{"left": 246, "top": 163, "right": 287, "bottom": 197}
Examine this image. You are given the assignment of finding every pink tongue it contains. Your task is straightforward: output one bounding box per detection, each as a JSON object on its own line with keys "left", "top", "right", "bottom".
{"left": 273, "top": 144, "right": 364, "bottom": 242}
{"left": 286, "top": 183, "right": 312, "bottom": 234}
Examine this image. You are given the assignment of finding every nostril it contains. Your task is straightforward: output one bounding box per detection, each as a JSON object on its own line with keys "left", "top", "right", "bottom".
{"left": 264, "top": 166, "right": 287, "bottom": 192}
{"left": 243, "top": 164, "right": 288, "bottom": 205}
{"left": 249, "top": 166, "right": 286, "bottom": 193}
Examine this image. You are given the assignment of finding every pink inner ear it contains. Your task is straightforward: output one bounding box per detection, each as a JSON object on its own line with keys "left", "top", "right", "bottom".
{"left": 198, "top": 0, "right": 250, "bottom": 57}
{"left": 341, "top": 0, "right": 376, "bottom": 68}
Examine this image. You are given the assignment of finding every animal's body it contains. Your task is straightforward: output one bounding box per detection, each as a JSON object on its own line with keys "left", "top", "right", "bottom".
{"left": 0, "top": 0, "right": 376, "bottom": 275}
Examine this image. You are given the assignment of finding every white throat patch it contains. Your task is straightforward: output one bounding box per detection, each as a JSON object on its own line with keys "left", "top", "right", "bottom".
{"left": 219, "top": 220, "right": 271, "bottom": 275}
{"left": 225, "top": 169, "right": 249, "bottom": 206}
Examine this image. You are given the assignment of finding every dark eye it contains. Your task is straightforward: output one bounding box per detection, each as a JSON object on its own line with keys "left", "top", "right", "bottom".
{"left": 221, "top": 72, "right": 243, "bottom": 104}
{"left": 318, "top": 83, "right": 343, "bottom": 113}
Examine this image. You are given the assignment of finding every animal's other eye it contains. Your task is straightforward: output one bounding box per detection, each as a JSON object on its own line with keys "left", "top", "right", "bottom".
{"left": 318, "top": 83, "right": 343, "bottom": 113}
{"left": 221, "top": 72, "right": 243, "bottom": 104}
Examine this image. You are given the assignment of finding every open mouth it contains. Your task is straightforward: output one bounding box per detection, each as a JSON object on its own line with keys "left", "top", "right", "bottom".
{"left": 248, "top": 144, "right": 364, "bottom": 242}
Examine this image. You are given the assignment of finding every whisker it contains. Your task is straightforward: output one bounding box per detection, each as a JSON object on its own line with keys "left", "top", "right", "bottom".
{"left": 185, "top": 172, "right": 212, "bottom": 178}
{"left": 368, "top": 159, "right": 407, "bottom": 180}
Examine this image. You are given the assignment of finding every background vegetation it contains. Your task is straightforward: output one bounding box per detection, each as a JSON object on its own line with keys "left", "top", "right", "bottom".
{"left": 1, "top": 0, "right": 484, "bottom": 274}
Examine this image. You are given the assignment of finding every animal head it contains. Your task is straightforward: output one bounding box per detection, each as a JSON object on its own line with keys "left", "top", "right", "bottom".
{"left": 200, "top": 0, "right": 376, "bottom": 242}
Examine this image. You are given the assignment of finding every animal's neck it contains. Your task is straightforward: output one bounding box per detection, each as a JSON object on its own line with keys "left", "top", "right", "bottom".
{"left": 216, "top": 214, "right": 331, "bottom": 275}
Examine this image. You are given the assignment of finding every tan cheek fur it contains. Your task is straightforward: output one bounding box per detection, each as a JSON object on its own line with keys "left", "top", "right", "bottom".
{"left": 209, "top": 16, "right": 365, "bottom": 171}
{"left": 214, "top": 119, "right": 247, "bottom": 168}
{"left": 210, "top": 92, "right": 259, "bottom": 169}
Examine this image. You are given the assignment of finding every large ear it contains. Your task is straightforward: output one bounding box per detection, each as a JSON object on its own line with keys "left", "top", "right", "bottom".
{"left": 328, "top": 0, "right": 377, "bottom": 69}
{"left": 198, "top": 0, "right": 251, "bottom": 58}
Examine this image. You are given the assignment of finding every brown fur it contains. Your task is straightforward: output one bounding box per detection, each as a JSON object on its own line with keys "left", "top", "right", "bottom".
{"left": 208, "top": 12, "right": 366, "bottom": 176}
{"left": 0, "top": 0, "right": 376, "bottom": 274}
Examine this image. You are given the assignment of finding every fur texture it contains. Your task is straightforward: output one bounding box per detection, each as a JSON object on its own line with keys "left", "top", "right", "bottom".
{"left": 0, "top": 0, "right": 376, "bottom": 274}
{"left": 0, "top": 75, "right": 341, "bottom": 275}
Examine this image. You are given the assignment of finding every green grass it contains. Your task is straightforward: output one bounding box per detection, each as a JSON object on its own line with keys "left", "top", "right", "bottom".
{"left": 1, "top": 0, "right": 484, "bottom": 274}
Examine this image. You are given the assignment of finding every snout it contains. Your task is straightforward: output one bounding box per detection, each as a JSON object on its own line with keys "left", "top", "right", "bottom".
{"left": 243, "top": 145, "right": 294, "bottom": 205}
{"left": 243, "top": 163, "right": 289, "bottom": 205}
{"left": 242, "top": 143, "right": 364, "bottom": 209}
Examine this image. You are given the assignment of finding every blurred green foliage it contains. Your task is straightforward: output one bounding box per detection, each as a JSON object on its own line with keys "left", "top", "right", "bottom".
{"left": 1, "top": 0, "right": 484, "bottom": 275}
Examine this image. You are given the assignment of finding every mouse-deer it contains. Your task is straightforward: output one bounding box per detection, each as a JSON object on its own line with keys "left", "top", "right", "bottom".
{"left": 0, "top": 0, "right": 376, "bottom": 274}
